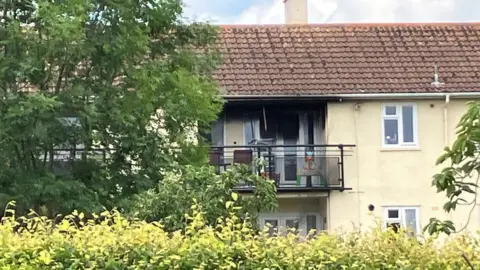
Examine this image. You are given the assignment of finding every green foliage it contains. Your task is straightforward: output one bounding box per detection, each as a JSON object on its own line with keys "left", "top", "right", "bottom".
{"left": 1, "top": 202, "right": 480, "bottom": 269}
{"left": 426, "top": 101, "right": 480, "bottom": 235}
{"left": 126, "top": 163, "right": 278, "bottom": 232}
{"left": 0, "top": 0, "right": 222, "bottom": 215}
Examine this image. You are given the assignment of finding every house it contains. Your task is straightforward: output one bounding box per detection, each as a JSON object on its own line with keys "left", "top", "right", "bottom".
{"left": 207, "top": 0, "right": 480, "bottom": 236}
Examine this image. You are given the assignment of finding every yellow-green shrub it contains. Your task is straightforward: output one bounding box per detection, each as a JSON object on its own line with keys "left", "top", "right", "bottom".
{"left": 1, "top": 204, "right": 479, "bottom": 269}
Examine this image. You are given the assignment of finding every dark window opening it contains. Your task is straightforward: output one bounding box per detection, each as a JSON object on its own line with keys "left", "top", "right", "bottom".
{"left": 306, "top": 215, "right": 317, "bottom": 234}
{"left": 307, "top": 113, "right": 314, "bottom": 145}
{"left": 387, "top": 209, "right": 399, "bottom": 219}
{"left": 260, "top": 110, "right": 278, "bottom": 140}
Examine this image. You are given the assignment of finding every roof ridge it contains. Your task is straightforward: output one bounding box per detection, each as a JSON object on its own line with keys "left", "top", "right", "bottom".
{"left": 219, "top": 21, "right": 480, "bottom": 29}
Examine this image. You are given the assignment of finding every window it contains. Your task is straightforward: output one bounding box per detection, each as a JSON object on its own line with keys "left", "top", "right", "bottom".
{"left": 285, "top": 217, "right": 299, "bottom": 235}
{"left": 54, "top": 117, "right": 84, "bottom": 161}
{"left": 384, "top": 207, "right": 420, "bottom": 235}
{"left": 306, "top": 214, "right": 318, "bottom": 234}
{"left": 244, "top": 115, "right": 259, "bottom": 145}
{"left": 259, "top": 213, "right": 322, "bottom": 237}
{"left": 200, "top": 113, "right": 224, "bottom": 147}
{"left": 263, "top": 219, "right": 279, "bottom": 236}
{"left": 382, "top": 104, "right": 418, "bottom": 147}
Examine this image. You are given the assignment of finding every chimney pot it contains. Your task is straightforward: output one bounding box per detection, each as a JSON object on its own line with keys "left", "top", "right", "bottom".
{"left": 284, "top": 0, "right": 308, "bottom": 24}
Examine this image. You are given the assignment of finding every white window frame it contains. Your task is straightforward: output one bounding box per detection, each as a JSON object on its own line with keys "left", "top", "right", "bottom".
{"left": 260, "top": 217, "right": 280, "bottom": 236}
{"left": 381, "top": 103, "right": 418, "bottom": 148}
{"left": 383, "top": 206, "right": 420, "bottom": 235}
{"left": 259, "top": 212, "right": 322, "bottom": 236}
{"left": 282, "top": 215, "right": 301, "bottom": 234}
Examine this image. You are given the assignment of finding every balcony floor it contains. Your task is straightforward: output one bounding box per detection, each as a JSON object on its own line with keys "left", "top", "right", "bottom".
{"left": 234, "top": 185, "right": 352, "bottom": 193}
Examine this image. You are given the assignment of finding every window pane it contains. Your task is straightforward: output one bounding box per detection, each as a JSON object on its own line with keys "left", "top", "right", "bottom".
{"left": 285, "top": 219, "right": 299, "bottom": 234}
{"left": 60, "top": 117, "right": 80, "bottom": 127}
{"left": 284, "top": 155, "right": 297, "bottom": 181}
{"left": 211, "top": 118, "right": 224, "bottom": 146}
{"left": 384, "top": 119, "right": 398, "bottom": 145}
{"left": 285, "top": 219, "right": 298, "bottom": 228}
{"left": 260, "top": 111, "right": 277, "bottom": 139}
{"left": 264, "top": 219, "right": 278, "bottom": 236}
{"left": 306, "top": 215, "right": 317, "bottom": 233}
{"left": 388, "top": 209, "right": 399, "bottom": 219}
{"left": 404, "top": 209, "right": 417, "bottom": 234}
{"left": 244, "top": 118, "right": 254, "bottom": 144}
{"left": 402, "top": 106, "right": 414, "bottom": 143}
{"left": 385, "top": 106, "right": 396, "bottom": 115}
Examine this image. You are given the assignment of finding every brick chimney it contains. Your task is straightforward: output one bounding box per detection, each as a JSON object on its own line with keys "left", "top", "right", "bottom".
{"left": 284, "top": 0, "right": 308, "bottom": 24}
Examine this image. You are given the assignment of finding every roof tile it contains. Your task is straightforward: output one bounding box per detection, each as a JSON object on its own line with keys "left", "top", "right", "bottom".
{"left": 215, "top": 23, "right": 480, "bottom": 96}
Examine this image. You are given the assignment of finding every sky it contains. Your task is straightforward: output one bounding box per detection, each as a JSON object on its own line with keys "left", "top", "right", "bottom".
{"left": 182, "top": 0, "right": 479, "bottom": 25}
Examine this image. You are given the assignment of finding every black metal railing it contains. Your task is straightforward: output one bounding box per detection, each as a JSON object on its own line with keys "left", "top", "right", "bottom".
{"left": 209, "top": 144, "right": 355, "bottom": 191}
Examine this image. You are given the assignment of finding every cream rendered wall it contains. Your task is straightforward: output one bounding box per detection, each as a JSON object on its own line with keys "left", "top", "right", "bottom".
{"left": 326, "top": 99, "right": 479, "bottom": 233}
{"left": 224, "top": 114, "right": 243, "bottom": 146}
{"left": 277, "top": 197, "right": 327, "bottom": 215}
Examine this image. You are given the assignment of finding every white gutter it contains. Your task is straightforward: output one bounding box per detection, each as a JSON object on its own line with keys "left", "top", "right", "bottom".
{"left": 334, "top": 92, "right": 480, "bottom": 99}
{"left": 223, "top": 92, "right": 480, "bottom": 100}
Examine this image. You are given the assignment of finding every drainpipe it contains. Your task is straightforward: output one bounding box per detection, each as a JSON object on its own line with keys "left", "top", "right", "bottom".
{"left": 444, "top": 94, "right": 450, "bottom": 147}
{"left": 444, "top": 94, "right": 453, "bottom": 221}
{"left": 353, "top": 104, "right": 362, "bottom": 230}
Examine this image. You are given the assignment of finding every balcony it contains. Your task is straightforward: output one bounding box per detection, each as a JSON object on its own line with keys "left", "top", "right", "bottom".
{"left": 209, "top": 143, "right": 355, "bottom": 192}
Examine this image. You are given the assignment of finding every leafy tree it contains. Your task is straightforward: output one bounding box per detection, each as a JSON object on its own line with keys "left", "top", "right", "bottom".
{"left": 425, "top": 101, "right": 480, "bottom": 235}
{"left": 0, "top": 0, "right": 223, "bottom": 216}
{"left": 128, "top": 163, "right": 278, "bottom": 232}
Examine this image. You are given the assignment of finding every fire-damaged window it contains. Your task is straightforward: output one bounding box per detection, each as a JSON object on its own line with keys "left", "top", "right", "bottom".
{"left": 243, "top": 107, "right": 279, "bottom": 144}
{"left": 259, "top": 111, "right": 278, "bottom": 140}
{"left": 201, "top": 111, "right": 224, "bottom": 146}
{"left": 243, "top": 114, "right": 259, "bottom": 145}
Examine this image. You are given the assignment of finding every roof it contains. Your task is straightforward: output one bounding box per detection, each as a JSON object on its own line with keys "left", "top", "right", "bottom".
{"left": 214, "top": 22, "right": 480, "bottom": 96}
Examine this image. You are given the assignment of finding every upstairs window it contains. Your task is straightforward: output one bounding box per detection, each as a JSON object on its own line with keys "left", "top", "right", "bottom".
{"left": 243, "top": 114, "right": 260, "bottom": 145}
{"left": 202, "top": 113, "right": 224, "bottom": 147}
{"left": 382, "top": 104, "right": 418, "bottom": 147}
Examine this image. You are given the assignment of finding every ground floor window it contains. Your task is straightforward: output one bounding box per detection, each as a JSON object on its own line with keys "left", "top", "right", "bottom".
{"left": 259, "top": 212, "right": 322, "bottom": 236}
{"left": 383, "top": 206, "right": 420, "bottom": 235}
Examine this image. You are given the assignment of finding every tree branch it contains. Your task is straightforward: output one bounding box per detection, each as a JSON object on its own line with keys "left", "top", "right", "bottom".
{"left": 453, "top": 173, "right": 479, "bottom": 234}
{"left": 54, "top": 63, "right": 66, "bottom": 94}
{"left": 458, "top": 247, "right": 475, "bottom": 270}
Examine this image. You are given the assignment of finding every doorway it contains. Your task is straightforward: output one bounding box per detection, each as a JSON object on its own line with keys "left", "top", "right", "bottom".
{"left": 277, "top": 113, "right": 299, "bottom": 184}
{"left": 237, "top": 106, "right": 325, "bottom": 187}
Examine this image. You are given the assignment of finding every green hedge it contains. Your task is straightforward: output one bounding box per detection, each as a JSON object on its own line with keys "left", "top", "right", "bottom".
{"left": 1, "top": 206, "right": 479, "bottom": 269}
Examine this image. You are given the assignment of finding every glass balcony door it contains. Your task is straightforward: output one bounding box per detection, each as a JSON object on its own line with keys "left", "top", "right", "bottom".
{"left": 276, "top": 111, "right": 323, "bottom": 187}
{"left": 276, "top": 113, "right": 301, "bottom": 186}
